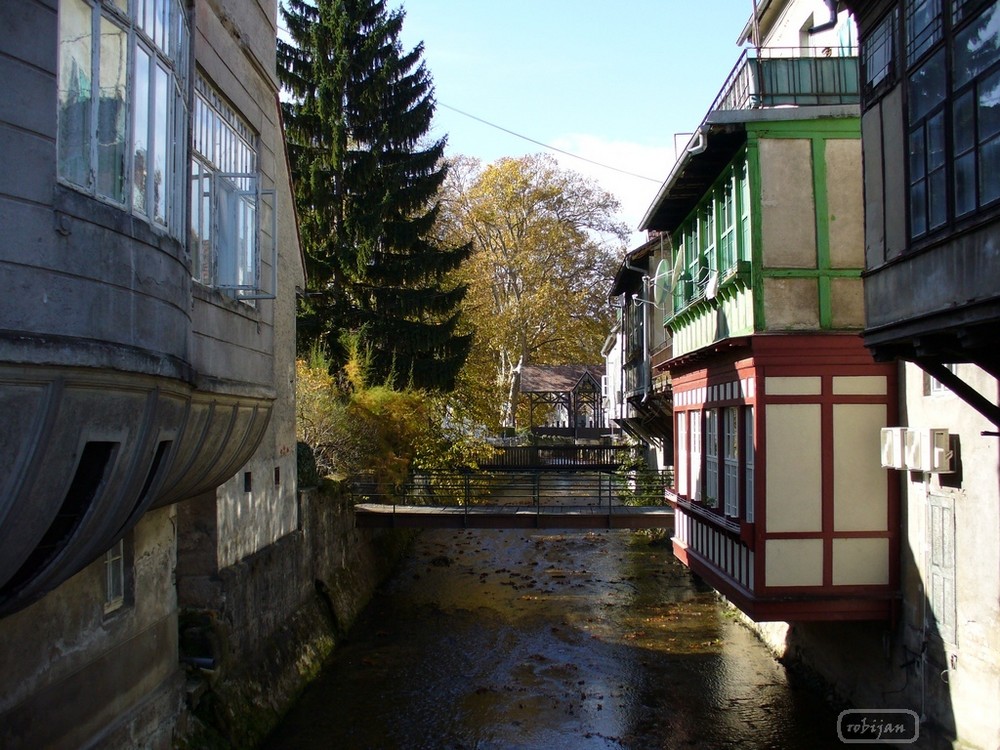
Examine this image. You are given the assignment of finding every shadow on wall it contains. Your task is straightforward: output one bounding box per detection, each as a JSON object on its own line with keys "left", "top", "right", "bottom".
{"left": 778, "top": 540, "right": 956, "bottom": 749}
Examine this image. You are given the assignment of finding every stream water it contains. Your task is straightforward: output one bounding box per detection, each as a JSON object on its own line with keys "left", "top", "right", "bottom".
{"left": 264, "top": 525, "right": 849, "bottom": 749}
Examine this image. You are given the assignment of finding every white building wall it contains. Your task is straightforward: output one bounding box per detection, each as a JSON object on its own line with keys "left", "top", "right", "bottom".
{"left": 900, "top": 362, "right": 1000, "bottom": 748}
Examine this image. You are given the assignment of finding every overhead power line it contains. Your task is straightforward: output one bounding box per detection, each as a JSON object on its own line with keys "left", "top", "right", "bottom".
{"left": 437, "top": 102, "right": 663, "bottom": 184}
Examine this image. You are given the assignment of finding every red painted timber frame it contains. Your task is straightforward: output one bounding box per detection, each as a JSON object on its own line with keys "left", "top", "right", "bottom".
{"left": 667, "top": 333, "right": 900, "bottom": 622}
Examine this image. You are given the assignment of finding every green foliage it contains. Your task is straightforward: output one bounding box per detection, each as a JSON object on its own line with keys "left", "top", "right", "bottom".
{"left": 295, "top": 345, "right": 492, "bottom": 491}
{"left": 612, "top": 467, "right": 673, "bottom": 507}
{"left": 279, "top": 0, "right": 471, "bottom": 390}
{"left": 436, "top": 154, "right": 627, "bottom": 429}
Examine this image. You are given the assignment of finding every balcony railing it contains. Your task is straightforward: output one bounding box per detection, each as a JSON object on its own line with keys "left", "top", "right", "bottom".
{"left": 711, "top": 46, "right": 859, "bottom": 113}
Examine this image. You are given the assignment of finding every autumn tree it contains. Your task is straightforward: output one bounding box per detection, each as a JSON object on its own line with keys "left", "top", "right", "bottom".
{"left": 278, "top": 0, "right": 471, "bottom": 390}
{"left": 438, "top": 154, "right": 627, "bottom": 430}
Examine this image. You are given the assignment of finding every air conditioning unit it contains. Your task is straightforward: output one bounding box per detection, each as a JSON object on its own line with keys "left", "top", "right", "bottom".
{"left": 904, "top": 428, "right": 953, "bottom": 473}
{"left": 880, "top": 427, "right": 906, "bottom": 469}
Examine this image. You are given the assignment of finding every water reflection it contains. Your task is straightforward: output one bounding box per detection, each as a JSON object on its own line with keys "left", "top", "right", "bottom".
{"left": 265, "top": 529, "right": 845, "bottom": 749}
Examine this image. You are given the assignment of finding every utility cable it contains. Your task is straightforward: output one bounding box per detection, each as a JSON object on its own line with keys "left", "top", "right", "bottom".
{"left": 437, "top": 102, "right": 663, "bottom": 184}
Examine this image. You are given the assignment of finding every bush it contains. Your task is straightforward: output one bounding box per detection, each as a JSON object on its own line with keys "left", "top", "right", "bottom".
{"left": 296, "top": 342, "right": 474, "bottom": 488}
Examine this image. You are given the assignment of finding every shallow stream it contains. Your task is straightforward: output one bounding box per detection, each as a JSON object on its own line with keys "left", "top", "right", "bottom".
{"left": 263, "top": 524, "right": 850, "bottom": 749}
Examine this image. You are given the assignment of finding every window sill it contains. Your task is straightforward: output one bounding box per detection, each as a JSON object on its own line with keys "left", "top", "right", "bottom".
{"left": 667, "top": 491, "right": 743, "bottom": 534}
{"left": 192, "top": 281, "right": 262, "bottom": 321}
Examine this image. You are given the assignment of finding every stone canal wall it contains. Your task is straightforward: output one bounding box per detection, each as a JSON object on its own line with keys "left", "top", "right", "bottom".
{"left": 737, "top": 612, "right": 957, "bottom": 748}
{"left": 176, "top": 480, "right": 415, "bottom": 749}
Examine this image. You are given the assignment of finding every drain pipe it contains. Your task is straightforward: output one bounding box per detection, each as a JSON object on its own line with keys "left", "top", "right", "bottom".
{"left": 808, "top": 0, "right": 838, "bottom": 35}
{"left": 623, "top": 255, "right": 651, "bottom": 401}
{"left": 686, "top": 127, "right": 708, "bottom": 156}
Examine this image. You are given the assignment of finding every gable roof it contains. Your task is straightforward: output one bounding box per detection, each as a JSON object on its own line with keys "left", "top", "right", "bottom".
{"left": 519, "top": 365, "right": 605, "bottom": 394}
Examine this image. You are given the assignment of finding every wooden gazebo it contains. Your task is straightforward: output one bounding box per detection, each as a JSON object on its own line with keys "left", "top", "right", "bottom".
{"left": 518, "top": 365, "right": 606, "bottom": 439}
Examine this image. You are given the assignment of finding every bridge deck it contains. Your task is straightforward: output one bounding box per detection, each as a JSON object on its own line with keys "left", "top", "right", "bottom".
{"left": 354, "top": 503, "right": 674, "bottom": 530}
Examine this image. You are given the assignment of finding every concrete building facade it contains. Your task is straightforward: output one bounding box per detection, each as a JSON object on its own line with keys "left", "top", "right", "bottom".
{"left": 0, "top": 0, "right": 304, "bottom": 746}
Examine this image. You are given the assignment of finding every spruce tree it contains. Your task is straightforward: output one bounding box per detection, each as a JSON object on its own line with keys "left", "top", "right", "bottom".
{"left": 278, "top": 0, "right": 471, "bottom": 390}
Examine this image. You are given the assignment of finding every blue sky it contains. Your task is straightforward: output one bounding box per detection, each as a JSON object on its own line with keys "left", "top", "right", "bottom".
{"left": 397, "top": 1, "right": 757, "bottom": 245}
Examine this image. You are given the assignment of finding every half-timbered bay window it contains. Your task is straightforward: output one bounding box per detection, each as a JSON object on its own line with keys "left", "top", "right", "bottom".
{"left": 58, "top": 0, "right": 189, "bottom": 233}
{"left": 190, "top": 75, "right": 276, "bottom": 298}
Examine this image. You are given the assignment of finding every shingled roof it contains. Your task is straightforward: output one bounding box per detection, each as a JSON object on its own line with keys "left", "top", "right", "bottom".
{"left": 519, "top": 365, "right": 605, "bottom": 394}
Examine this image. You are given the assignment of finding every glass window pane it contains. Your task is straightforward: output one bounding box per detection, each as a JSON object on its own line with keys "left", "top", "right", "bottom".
{"left": 58, "top": 0, "right": 93, "bottom": 188}
{"left": 156, "top": 0, "right": 168, "bottom": 52}
{"left": 910, "top": 128, "right": 927, "bottom": 179}
{"left": 954, "top": 90, "right": 976, "bottom": 153}
{"left": 927, "top": 112, "right": 946, "bottom": 169}
{"left": 143, "top": 0, "right": 155, "bottom": 41}
{"left": 979, "top": 134, "right": 1000, "bottom": 202}
{"left": 153, "top": 63, "right": 169, "bottom": 222}
{"left": 97, "top": 17, "right": 128, "bottom": 203}
{"left": 955, "top": 152, "right": 978, "bottom": 214}
{"left": 911, "top": 180, "right": 928, "bottom": 235}
{"left": 953, "top": 1, "right": 1000, "bottom": 89}
{"left": 906, "top": 0, "right": 943, "bottom": 64}
{"left": 929, "top": 169, "right": 948, "bottom": 228}
{"left": 978, "top": 67, "right": 1000, "bottom": 140}
{"left": 865, "top": 11, "right": 895, "bottom": 89}
{"left": 133, "top": 46, "right": 150, "bottom": 214}
{"left": 909, "top": 49, "right": 947, "bottom": 121}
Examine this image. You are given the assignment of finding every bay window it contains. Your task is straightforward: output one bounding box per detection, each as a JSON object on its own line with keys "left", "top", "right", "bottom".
{"left": 58, "top": 0, "right": 188, "bottom": 234}
{"left": 190, "top": 75, "right": 276, "bottom": 298}
{"left": 902, "top": 0, "right": 1000, "bottom": 239}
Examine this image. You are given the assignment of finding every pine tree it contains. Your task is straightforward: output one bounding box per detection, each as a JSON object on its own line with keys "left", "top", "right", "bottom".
{"left": 278, "top": 0, "right": 471, "bottom": 390}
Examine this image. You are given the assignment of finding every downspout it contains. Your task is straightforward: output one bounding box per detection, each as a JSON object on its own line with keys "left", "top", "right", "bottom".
{"left": 808, "top": 0, "right": 839, "bottom": 35}
{"left": 686, "top": 127, "right": 708, "bottom": 156}
{"left": 641, "top": 288, "right": 650, "bottom": 403}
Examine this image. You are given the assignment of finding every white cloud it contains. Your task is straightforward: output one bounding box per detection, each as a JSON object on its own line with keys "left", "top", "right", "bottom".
{"left": 550, "top": 134, "right": 677, "bottom": 248}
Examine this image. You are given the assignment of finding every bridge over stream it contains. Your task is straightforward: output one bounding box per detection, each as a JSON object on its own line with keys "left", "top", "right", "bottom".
{"left": 351, "top": 446, "right": 674, "bottom": 530}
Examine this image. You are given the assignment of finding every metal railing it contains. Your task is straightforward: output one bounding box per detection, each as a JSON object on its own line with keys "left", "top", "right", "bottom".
{"left": 711, "top": 46, "right": 859, "bottom": 113}
{"left": 349, "top": 469, "right": 674, "bottom": 522}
